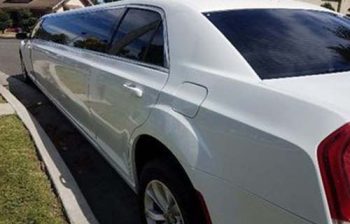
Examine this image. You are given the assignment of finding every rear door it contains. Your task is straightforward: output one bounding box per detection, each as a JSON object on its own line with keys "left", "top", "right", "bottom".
{"left": 89, "top": 6, "right": 169, "bottom": 174}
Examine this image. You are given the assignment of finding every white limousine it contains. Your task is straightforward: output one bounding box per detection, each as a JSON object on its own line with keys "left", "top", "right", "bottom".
{"left": 17, "top": 0, "right": 350, "bottom": 223}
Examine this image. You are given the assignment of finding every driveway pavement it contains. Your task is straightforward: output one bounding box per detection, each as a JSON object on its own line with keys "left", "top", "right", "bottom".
{"left": 0, "top": 39, "right": 141, "bottom": 224}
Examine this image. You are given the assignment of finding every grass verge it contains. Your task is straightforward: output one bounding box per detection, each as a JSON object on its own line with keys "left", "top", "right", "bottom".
{"left": 0, "top": 115, "right": 67, "bottom": 224}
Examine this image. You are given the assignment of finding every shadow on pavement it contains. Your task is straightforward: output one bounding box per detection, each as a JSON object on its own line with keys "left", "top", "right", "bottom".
{"left": 6, "top": 74, "right": 141, "bottom": 224}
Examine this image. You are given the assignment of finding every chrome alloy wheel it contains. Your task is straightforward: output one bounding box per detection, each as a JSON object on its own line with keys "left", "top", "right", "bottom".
{"left": 144, "top": 180, "right": 185, "bottom": 224}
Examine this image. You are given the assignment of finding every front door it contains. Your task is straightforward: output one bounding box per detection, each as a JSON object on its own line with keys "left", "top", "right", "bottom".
{"left": 23, "top": 19, "right": 47, "bottom": 80}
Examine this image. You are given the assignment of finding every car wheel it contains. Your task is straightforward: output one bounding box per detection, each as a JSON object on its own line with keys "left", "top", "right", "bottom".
{"left": 139, "top": 157, "right": 205, "bottom": 224}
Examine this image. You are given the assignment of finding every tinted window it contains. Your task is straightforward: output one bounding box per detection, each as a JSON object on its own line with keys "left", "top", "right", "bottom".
{"left": 35, "top": 16, "right": 69, "bottom": 44}
{"left": 206, "top": 9, "right": 350, "bottom": 79}
{"left": 110, "top": 9, "right": 164, "bottom": 66}
{"left": 70, "top": 9, "right": 125, "bottom": 53}
{"left": 143, "top": 24, "right": 164, "bottom": 66}
{"left": 35, "top": 8, "right": 125, "bottom": 53}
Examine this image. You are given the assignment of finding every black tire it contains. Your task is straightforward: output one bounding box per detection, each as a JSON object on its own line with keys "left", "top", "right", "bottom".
{"left": 139, "top": 157, "right": 206, "bottom": 224}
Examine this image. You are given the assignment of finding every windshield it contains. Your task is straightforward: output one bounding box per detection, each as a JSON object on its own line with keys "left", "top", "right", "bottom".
{"left": 206, "top": 9, "right": 350, "bottom": 79}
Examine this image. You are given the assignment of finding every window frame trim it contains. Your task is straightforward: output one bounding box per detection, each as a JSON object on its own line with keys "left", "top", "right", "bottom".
{"left": 108, "top": 4, "right": 170, "bottom": 71}
{"left": 30, "top": 18, "right": 44, "bottom": 39}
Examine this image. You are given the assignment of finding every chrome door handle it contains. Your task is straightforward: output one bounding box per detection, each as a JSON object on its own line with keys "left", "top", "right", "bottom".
{"left": 123, "top": 83, "right": 143, "bottom": 98}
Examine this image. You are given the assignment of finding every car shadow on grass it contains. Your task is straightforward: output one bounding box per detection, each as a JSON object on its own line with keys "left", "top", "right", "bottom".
{"left": 6, "top": 74, "right": 142, "bottom": 224}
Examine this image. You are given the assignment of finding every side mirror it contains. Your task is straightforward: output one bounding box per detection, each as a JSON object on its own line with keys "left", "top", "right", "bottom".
{"left": 16, "top": 32, "right": 28, "bottom": 40}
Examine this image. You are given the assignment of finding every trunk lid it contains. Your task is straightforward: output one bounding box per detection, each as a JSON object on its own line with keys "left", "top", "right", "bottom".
{"left": 264, "top": 72, "right": 350, "bottom": 117}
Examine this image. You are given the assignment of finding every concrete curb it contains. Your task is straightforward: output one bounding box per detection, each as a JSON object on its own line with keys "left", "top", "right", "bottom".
{"left": 0, "top": 82, "right": 98, "bottom": 224}
{"left": 0, "top": 103, "right": 15, "bottom": 115}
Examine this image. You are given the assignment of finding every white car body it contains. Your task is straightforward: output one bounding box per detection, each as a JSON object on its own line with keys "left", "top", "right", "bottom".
{"left": 19, "top": 0, "right": 350, "bottom": 223}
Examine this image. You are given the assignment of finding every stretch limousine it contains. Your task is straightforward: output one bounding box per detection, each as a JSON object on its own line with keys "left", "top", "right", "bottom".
{"left": 17, "top": 0, "right": 350, "bottom": 223}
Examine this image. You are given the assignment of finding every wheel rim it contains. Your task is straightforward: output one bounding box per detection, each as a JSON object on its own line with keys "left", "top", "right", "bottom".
{"left": 144, "top": 180, "right": 184, "bottom": 224}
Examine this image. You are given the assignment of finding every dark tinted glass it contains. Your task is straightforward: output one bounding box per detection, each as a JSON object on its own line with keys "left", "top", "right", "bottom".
{"left": 143, "top": 24, "right": 164, "bottom": 66}
{"left": 35, "top": 16, "right": 69, "bottom": 44}
{"left": 110, "top": 9, "right": 164, "bottom": 66}
{"left": 206, "top": 9, "right": 350, "bottom": 79}
{"left": 70, "top": 9, "right": 124, "bottom": 53}
{"left": 35, "top": 8, "right": 125, "bottom": 53}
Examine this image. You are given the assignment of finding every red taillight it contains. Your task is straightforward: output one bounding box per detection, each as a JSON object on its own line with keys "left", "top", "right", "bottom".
{"left": 196, "top": 191, "right": 212, "bottom": 224}
{"left": 318, "top": 123, "right": 350, "bottom": 222}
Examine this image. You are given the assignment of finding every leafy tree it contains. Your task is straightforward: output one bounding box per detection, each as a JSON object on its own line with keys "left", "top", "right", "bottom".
{"left": 0, "top": 10, "right": 12, "bottom": 34}
{"left": 17, "top": 9, "right": 38, "bottom": 33}
{"left": 321, "top": 2, "right": 335, "bottom": 11}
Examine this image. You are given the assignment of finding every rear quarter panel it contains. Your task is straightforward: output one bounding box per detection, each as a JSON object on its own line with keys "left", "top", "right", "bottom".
{"left": 134, "top": 68, "right": 340, "bottom": 223}
{"left": 131, "top": 4, "right": 342, "bottom": 223}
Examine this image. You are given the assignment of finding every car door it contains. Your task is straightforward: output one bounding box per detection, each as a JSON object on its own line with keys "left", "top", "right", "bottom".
{"left": 31, "top": 9, "right": 124, "bottom": 137}
{"left": 48, "top": 9, "right": 124, "bottom": 136}
{"left": 31, "top": 14, "right": 93, "bottom": 134}
{"left": 89, "top": 7, "right": 169, "bottom": 175}
{"left": 21, "top": 20, "right": 43, "bottom": 79}
{"left": 31, "top": 14, "right": 79, "bottom": 106}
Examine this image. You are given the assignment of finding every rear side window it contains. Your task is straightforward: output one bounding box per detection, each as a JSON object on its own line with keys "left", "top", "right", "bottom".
{"left": 206, "top": 9, "right": 350, "bottom": 79}
{"left": 110, "top": 8, "right": 165, "bottom": 67}
{"left": 143, "top": 24, "right": 164, "bottom": 66}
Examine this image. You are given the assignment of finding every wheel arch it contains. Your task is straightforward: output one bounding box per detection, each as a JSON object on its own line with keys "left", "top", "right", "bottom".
{"left": 133, "top": 134, "right": 212, "bottom": 224}
{"left": 132, "top": 134, "right": 194, "bottom": 190}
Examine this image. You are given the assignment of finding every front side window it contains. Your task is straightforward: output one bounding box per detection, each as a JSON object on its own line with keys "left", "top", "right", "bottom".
{"left": 34, "top": 8, "right": 125, "bottom": 53}
{"left": 206, "top": 9, "right": 350, "bottom": 79}
{"left": 109, "top": 8, "right": 165, "bottom": 67}
{"left": 34, "top": 17, "right": 68, "bottom": 44}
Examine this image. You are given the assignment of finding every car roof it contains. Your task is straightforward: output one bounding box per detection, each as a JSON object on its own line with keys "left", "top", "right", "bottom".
{"left": 44, "top": 0, "right": 329, "bottom": 18}
{"left": 104, "top": 0, "right": 327, "bottom": 13}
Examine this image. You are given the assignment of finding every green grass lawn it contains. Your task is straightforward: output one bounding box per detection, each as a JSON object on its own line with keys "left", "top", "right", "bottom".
{"left": 0, "top": 115, "right": 67, "bottom": 224}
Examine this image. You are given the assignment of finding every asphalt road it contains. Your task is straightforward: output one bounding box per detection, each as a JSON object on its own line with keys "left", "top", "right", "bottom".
{"left": 0, "top": 39, "right": 141, "bottom": 224}
{"left": 0, "top": 39, "right": 22, "bottom": 75}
